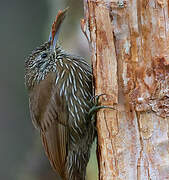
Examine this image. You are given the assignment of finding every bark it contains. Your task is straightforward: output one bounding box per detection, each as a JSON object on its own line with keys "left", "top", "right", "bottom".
{"left": 82, "top": 0, "right": 169, "bottom": 179}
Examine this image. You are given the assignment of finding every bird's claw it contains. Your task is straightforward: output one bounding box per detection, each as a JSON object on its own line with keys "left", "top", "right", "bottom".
{"left": 88, "top": 94, "right": 115, "bottom": 118}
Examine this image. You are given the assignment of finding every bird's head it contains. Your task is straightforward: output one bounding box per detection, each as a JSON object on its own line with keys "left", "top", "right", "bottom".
{"left": 25, "top": 8, "right": 68, "bottom": 88}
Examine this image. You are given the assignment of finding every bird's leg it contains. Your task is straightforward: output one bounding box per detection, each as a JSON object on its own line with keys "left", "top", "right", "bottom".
{"left": 88, "top": 94, "right": 115, "bottom": 124}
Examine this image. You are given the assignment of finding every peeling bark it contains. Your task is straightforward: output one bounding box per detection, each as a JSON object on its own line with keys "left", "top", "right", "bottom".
{"left": 82, "top": 0, "right": 169, "bottom": 179}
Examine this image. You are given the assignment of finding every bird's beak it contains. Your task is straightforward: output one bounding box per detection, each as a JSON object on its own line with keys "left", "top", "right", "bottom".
{"left": 49, "top": 7, "right": 69, "bottom": 50}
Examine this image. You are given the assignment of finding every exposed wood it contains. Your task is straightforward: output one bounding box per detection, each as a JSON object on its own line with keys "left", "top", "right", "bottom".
{"left": 82, "top": 0, "right": 169, "bottom": 179}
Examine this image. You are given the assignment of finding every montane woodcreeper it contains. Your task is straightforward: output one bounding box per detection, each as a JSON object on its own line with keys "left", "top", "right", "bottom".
{"left": 25, "top": 8, "right": 95, "bottom": 180}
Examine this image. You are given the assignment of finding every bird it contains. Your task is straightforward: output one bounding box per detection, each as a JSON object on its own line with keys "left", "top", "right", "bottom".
{"left": 25, "top": 8, "right": 96, "bottom": 180}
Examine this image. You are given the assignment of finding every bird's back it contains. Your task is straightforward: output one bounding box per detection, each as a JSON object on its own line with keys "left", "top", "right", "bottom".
{"left": 26, "top": 53, "right": 95, "bottom": 180}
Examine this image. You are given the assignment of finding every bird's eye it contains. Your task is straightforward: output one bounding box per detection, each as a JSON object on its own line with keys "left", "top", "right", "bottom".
{"left": 41, "top": 53, "right": 47, "bottom": 58}
{"left": 29, "top": 61, "right": 33, "bottom": 65}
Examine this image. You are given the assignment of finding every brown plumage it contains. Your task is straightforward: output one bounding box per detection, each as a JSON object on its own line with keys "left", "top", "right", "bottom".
{"left": 25, "top": 9, "right": 95, "bottom": 180}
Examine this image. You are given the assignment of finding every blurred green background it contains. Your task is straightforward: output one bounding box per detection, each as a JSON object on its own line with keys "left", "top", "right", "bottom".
{"left": 0, "top": 0, "right": 98, "bottom": 179}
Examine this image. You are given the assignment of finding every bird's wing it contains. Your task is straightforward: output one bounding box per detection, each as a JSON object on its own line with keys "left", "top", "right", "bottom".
{"left": 29, "top": 72, "right": 68, "bottom": 178}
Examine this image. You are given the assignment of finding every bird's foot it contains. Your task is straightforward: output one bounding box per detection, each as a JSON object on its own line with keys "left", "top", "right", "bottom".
{"left": 88, "top": 94, "right": 115, "bottom": 124}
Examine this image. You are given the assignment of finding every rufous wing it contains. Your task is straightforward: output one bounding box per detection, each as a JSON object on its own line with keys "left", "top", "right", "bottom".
{"left": 29, "top": 72, "right": 69, "bottom": 179}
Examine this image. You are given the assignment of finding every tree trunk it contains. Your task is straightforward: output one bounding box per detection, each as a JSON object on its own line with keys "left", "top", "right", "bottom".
{"left": 82, "top": 0, "right": 169, "bottom": 179}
